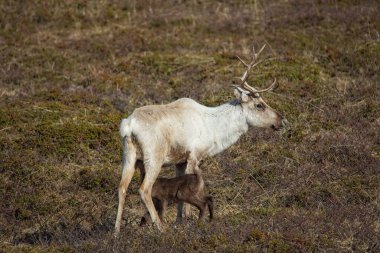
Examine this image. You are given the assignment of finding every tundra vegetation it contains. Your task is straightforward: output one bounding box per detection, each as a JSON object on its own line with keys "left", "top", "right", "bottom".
{"left": 0, "top": 0, "right": 379, "bottom": 252}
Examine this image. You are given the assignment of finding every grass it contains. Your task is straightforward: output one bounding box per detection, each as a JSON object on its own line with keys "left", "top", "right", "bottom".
{"left": 1, "top": 0, "right": 379, "bottom": 252}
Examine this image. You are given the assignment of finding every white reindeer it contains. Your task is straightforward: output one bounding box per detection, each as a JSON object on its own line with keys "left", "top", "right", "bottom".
{"left": 114, "top": 45, "right": 286, "bottom": 234}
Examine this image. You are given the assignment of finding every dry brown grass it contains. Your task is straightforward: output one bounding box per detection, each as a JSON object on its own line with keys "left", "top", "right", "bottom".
{"left": 0, "top": 0, "right": 379, "bottom": 252}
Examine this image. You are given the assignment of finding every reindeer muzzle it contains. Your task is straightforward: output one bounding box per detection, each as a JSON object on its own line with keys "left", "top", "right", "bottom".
{"left": 271, "top": 118, "right": 287, "bottom": 131}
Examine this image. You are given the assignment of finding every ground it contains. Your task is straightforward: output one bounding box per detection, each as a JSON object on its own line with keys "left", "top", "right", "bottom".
{"left": 0, "top": 0, "right": 379, "bottom": 252}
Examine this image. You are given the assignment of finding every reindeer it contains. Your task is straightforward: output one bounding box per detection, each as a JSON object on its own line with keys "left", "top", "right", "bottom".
{"left": 138, "top": 162, "right": 213, "bottom": 226}
{"left": 114, "top": 44, "right": 286, "bottom": 234}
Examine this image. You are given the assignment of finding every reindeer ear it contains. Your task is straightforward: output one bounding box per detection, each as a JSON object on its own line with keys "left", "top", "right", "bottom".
{"left": 234, "top": 88, "right": 250, "bottom": 102}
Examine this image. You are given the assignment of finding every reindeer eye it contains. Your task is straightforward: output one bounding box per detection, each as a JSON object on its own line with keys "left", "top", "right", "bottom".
{"left": 256, "top": 103, "right": 265, "bottom": 110}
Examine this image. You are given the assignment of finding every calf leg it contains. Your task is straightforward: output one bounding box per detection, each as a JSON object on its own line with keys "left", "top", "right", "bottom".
{"left": 175, "top": 163, "right": 186, "bottom": 222}
{"left": 187, "top": 197, "right": 208, "bottom": 220}
{"left": 197, "top": 201, "right": 208, "bottom": 220}
{"left": 206, "top": 196, "right": 214, "bottom": 221}
{"left": 156, "top": 199, "right": 168, "bottom": 223}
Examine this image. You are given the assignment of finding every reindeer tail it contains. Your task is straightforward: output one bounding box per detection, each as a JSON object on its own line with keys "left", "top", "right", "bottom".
{"left": 119, "top": 118, "right": 132, "bottom": 138}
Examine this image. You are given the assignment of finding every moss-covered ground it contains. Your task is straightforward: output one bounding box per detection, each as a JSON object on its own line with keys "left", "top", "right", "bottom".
{"left": 1, "top": 0, "right": 379, "bottom": 252}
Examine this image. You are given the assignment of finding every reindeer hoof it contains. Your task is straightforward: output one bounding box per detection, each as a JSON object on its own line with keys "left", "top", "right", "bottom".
{"left": 156, "top": 221, "right": 165, "bottom": 232}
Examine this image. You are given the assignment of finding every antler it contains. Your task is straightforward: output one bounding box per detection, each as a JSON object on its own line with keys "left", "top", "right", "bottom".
{"left": 235, "top": 44, "right": 276, "bottom": 94}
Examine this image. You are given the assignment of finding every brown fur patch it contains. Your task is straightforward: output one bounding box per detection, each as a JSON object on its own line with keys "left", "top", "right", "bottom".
{"left": 139, "top": 171, "right": 213, "bottom": 225}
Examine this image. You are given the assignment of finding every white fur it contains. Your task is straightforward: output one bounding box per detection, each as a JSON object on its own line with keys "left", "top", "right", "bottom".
{"left": 119, "top": 118, "right": 131, "bottom": 138}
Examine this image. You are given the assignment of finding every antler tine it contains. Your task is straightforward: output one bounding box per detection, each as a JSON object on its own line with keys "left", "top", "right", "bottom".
{"left": 234, "top": 43, "right": 276, "bottom": 94}
{"left": 234, "top": 76, "right": 255, "bottom": 93}
{"left": 250, "top": 60, "right": 263, "bottom": 69}
{"left": 251, "top": 44, "right": 256, "bottom": 62}
{"left": 239, "top": 44, "right": 265, "bottom": 87}
{"left": 236, "top": 56, "right": 249, "bottom": 67}
{"left": 255, "top": 44, "right": 266, "bottom": 60}
{"left": 231, "top": 84, "right": 250, "bottom": 94}
{"left": 242, "top": 78, "right": 277, "bottom": 94}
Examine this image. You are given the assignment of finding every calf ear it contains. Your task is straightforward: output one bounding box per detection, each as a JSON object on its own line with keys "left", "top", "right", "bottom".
{"left": 234, "top": 88, "right": 250, "bottom": 102}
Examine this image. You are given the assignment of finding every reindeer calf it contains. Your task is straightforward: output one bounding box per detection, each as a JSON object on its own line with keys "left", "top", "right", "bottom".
{"left": 138, "top": 162, "right": 213, "bottom": 225}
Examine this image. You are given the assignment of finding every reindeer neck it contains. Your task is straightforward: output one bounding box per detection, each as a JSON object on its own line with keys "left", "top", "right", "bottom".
{"left": 205, "top": 100, "right": 249, "bottom": 156}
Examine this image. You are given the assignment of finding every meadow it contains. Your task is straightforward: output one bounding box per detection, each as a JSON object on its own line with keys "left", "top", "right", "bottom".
{"left": 0, "top": 0, "right": 379, "bottom": 252}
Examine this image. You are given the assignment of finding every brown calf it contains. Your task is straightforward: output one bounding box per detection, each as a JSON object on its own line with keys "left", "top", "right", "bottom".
{"left": 137, "top": 161, "right": 213, "bottom": 225}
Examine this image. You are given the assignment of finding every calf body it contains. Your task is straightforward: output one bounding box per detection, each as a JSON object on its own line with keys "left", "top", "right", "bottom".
{"left": 139, "top": 167, "right": 213, "bottom": 225}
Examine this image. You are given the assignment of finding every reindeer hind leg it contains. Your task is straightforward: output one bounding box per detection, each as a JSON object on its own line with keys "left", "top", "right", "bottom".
{"left": 139, "top": 161, "right": 164, "bottom": 231}
{"left": 140, "top": 198, "right": 160, "bottom": 226}
{"left": 115, "top": 136, "right": 137, "bottom": 235}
